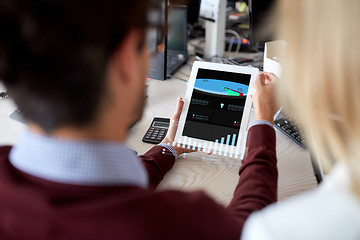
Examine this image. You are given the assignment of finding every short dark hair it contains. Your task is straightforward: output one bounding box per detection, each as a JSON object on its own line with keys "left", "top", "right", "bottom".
{"left": 0, "top": 0, "right": 150, "bottom": 132}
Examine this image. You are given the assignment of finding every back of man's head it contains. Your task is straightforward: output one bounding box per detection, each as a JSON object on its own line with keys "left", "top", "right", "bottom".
{"left": 0, "top": 0, "right": 150, "bottom": 132}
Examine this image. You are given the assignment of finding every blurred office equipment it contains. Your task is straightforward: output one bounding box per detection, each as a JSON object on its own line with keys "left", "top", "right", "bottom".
{"left": 249, "top": 0, "right": 276, "bottom": 50}
{"left": 167, "top": 5, "right": 188, "bottom": 76}
{"left": 147, "top": 1, "right": 190, "bottom": 80}
{"left": 147, "top": 0, "right": 168, "bottom": 80}
{"left": 169, "top": 0, "right": 202, "bottom": 25}
{"left": 200, "top": 0, "right": 227, "bottom": 58}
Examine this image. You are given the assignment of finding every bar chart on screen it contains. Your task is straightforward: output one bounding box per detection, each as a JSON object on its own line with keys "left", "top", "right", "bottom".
{"left": 168, "top": 131, "right": 248, "bottom": 159}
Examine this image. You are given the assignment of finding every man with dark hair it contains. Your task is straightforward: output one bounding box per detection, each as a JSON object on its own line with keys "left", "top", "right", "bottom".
{"left": 0, "top": 1, "right": 279, "bottom": 239}
{"left": 0, "top": 0, "right": 149, "bottom": 131}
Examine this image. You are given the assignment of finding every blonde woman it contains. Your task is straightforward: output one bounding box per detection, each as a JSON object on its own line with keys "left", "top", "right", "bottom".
{"left": 242, "top": 0, "right": 360, "bottom": 239}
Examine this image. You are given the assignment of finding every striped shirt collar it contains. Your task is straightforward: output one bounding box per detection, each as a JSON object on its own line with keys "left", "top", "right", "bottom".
{"left": 9, "top": 129, "right": 149, "bottom": 188}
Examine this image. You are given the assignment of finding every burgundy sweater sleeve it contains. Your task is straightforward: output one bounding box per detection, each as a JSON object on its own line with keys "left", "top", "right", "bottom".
{"left": 227, "top": 124, "right": 278, "bottom": 234}
{"left": 139, "top": 145, "right": 176, "bottom": 189}
{"left": 139, "top": 125, "right": 277, "bottom": 236}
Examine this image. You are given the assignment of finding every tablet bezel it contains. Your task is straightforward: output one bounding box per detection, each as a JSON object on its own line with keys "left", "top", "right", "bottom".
{"left": 175, "top": 61, "right": 259, "bottom": 155}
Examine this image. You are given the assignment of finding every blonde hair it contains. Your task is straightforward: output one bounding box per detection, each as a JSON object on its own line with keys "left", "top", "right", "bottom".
{"left": 276, "top": 0, "right": 360, "bottom": 198}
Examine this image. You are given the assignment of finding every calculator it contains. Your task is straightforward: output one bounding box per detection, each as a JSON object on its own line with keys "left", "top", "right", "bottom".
{"left": 142, "top": 117, "right": 170, "bottom": 144}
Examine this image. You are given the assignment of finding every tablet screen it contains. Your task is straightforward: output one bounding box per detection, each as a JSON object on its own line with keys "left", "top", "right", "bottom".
{"left": 182, "top": 68, "right": 251, "bottom": 146}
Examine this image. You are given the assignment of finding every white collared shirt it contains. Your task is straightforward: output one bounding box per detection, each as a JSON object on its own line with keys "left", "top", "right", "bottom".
{"left": 10, "top": 129, "right": 149, "bottom": 187}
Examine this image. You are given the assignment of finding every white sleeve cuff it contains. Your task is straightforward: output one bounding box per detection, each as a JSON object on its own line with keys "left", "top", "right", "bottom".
{"left": 158, "top": 143, "right": 178, "bottom": 159}
{"left": 249, "top": 119, "right": 274, "bottom": 129}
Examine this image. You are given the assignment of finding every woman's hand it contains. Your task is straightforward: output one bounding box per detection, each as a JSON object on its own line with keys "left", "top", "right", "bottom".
{"left": 251, "top": 72, "right": 278, "bottom": 124}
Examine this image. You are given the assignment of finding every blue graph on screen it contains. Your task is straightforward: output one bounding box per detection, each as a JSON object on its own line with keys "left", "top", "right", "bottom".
{"left": 194, "top": 79, "right": 249, "bottom": 97}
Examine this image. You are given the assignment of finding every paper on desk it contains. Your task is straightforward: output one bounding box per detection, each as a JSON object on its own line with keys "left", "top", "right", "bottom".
{"left": 263, "top": 41, "right": 286, "bottom": 78}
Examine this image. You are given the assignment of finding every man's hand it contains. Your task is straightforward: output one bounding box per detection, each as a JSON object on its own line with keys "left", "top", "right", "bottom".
{"left": 251, "top": 72, "right": 278, "bottom": 124}
{"left": 161, "top": 97, "right": 209, "bottom": 157}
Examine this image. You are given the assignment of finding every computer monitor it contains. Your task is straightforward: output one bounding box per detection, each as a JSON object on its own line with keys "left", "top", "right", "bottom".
{"left": 147, "top": 0, "right": 168, "bottom": 80}
{"left": 167, "top": 5, "right": 188, "bottom": 75}
{"left": 167, "top": 6, "right": 187, "bottom": 53}
{"left": 169, "top": 0, "right": 201, "bottom": 25}
{"left": 249, "top": 0, "right": 276, "bottom": 49}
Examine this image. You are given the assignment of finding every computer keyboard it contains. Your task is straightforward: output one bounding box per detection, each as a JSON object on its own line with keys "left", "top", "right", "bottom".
{"left": 0, "top": 91, "right": 8, "bottom": 99}
{"left": 274, "top": 114, "right": 305, "bottom": 148}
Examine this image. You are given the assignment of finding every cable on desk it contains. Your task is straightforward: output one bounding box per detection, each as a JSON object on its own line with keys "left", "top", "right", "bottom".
{"left": 225, "top": 29, "right": 242, "bottom": 54}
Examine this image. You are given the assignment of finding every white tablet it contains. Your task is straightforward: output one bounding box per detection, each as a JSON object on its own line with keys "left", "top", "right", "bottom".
{"left": 174, "top": 61, "right": 258, "bottom": 158}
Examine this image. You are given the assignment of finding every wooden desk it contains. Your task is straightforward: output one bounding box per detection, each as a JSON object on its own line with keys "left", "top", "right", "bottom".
{"left": 0, "top": 68, "right": 318, "bottom": 206}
